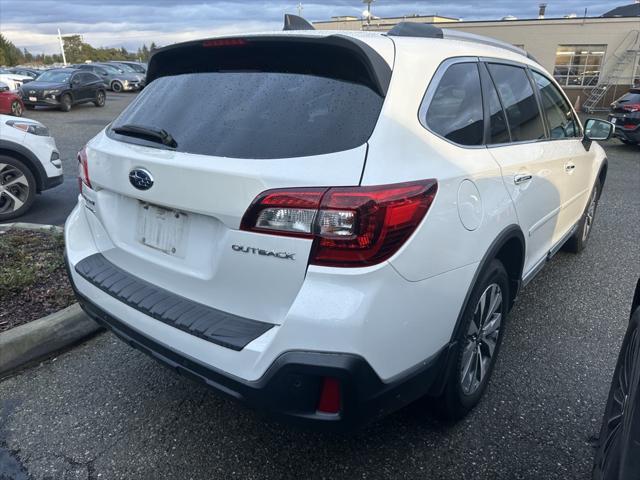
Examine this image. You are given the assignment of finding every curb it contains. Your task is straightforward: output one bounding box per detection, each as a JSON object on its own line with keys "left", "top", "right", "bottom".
{"left": 0, "top": 222, "right": 63, "bottom": 233}
{"left": 0, "top": 304, "right": 103, "bottom": 378}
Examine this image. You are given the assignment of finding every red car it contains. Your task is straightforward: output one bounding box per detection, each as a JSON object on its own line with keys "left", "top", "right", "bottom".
{"left": 0, "top": 82, "right": 24, "bottom": 116}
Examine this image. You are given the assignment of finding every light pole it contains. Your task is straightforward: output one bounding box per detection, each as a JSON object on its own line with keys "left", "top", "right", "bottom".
{"left": 297, "top": 2, "right": 303, "bottom": 17}
{"left": 57, "top": 28, "right": 67, "bottom": 66}
{"left": 363, "top": 0, "right": 375, "bottom": 25}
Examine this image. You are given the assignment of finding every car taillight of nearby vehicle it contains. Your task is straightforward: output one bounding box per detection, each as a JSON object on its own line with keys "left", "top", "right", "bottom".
{"left": 241, "top": 179, "right": 438, "bottom": 267}
{"left": 77, "top": 146, "right": 91, "bottom": 192}
{"left": 621, "top": 103, "right": 640, "bottom": 113}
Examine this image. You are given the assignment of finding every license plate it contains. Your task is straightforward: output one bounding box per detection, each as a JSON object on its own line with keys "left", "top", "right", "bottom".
{"left": 136, "top": 203, "right": 187, "bottom": 256}
{"left": 28, "top": 96, "right": 37, "bottom": 102}
{"left": 610, "top": 117, "right": 616, "bottom": 124}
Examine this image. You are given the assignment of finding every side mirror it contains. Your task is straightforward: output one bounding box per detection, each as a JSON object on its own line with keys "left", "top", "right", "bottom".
{"left": 582, "top": 118, "right": 614, "bottom": 151}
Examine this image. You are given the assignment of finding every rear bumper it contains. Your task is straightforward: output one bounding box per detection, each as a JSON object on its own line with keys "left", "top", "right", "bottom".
{"left": 68, "top": 263, "right": 451, "bottom": 431}
{"left": 608, "top": 115, "right": 640, "bottom": 143}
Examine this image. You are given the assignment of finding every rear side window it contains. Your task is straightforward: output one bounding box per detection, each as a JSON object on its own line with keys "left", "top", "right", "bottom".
{"left": 425, "top": 63, "right": 484, "bottom": 146}
{"left": 487, "top": 64, "right": 546, "bottom": 142}
{"left": 485, "top": 77, "right": 510, "bottom": 145}
{"left": 532, "top": 71, "right": 579, "bottom": 139}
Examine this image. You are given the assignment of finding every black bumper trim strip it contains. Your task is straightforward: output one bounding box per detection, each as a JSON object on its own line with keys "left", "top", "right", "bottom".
{"left": 74, "top": 253, "right": 274, "bottom": 351}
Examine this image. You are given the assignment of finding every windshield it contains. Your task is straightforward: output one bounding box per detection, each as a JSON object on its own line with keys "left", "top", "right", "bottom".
{"left": 37, "top": 71, "right": 71, "bottom": 83}
{"left": 111, "top": 71, "right": 384, "bottom": 159}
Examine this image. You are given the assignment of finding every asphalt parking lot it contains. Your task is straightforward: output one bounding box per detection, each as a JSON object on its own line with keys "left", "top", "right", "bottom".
{"left": 0, "top": 92, "right": 137, "bottom": 227}
{"left": 0, "top": 105, "right": 639, "bottom": 479}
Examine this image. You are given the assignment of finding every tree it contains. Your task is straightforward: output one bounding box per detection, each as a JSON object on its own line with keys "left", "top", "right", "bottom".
{"left": 0, "top": 34, "right": 24, "bottom": 66}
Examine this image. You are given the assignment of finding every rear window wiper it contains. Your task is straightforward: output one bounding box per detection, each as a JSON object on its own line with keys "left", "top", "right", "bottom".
{"left": 112, "top": 124, "right": 178, "bottom": 148}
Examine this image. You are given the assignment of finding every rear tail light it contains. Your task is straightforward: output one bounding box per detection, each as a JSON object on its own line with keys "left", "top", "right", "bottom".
{"left": 622, "top": 103, "right": 640, "bottom": 113}
{"left": 77, "top": 146, "right": 91, "bottom": 191}
{"left": 241, "top": 179, "right": 437, "bottom": 267}
{"left": 202, "top": 38, "right": 248, "bottom": 48}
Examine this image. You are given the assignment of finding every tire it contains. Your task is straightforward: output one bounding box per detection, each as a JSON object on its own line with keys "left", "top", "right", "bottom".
{"left": 111, "top": 81, "right": 123, "bottom": 93}
{"left": 59, "top": 93, "right": 72, "bottom": 112}
{"left": 563, "top": 179, "right": 601, "bottom": 253}
{"left": 437, "top": 259, "right": 510, "bottom": 420}
{"left": 592, "top": 307, "right": 640, "bottom": 480}
{"left": 94, "top": 89, "right": 106, "bottom": 107}
{"left": 10, "top": 100, "right": 23, "bottom": 117}
{"left": 0, "top": 155, "right": 37, "bottom": 221}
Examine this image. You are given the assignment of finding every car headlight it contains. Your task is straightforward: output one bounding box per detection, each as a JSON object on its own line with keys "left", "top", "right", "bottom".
{"left": 6, "top": 120, "right": 50, "bottom": 137}
{"left": 43, "top": 89, "right": 61, "bottom": 96}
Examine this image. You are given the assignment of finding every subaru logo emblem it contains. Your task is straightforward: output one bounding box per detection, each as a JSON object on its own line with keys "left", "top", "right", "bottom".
{"left": 129, "top": 168, "right": 154, "bottom": 191}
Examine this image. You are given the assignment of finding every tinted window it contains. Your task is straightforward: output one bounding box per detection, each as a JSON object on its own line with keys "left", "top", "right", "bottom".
{"left": 532, "top": 71, "right": 579, "bottom": 139}
{"left": 425, "top": 63, "right": 484, "bottom": 146}
{"left": 485, "top": 76, "right": 510, "bottom": 144}
{"left": 86, "top": 72, "right": 101, "bottom": 83}
{"left": 617, "top": 91, "right": 640, "bottom": 104}
{"left": 111, "top": 72, "right": 384, "bottom": 159}
{"left": 487, "top": 64, "right": 546, "bottom": 142}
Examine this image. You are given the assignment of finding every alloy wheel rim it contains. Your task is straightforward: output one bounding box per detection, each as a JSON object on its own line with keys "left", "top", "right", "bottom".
{"left": 11, "top": 101, "right": 22, "bottom": 116}
{"left": 597, "top": 327, "right": 640, "bottom": 477}
{"left": 98, "top": 92, "right": 105, "bottom": 104}
{"left": 0, "top": 163, "right": 29, "bottom": 213}
{"left": 583, "top": 189, "right": 597, "bottom": 241}
{"left": 460, "top": 283, "right": 503, "bottom": 395}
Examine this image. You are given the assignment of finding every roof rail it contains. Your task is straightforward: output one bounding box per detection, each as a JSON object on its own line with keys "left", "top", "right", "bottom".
{"left": 385, "top": 21, "right": 539, "bottom": 63}
{"left": 283, "top": 14, "right": 316, "bottom": 31}
{"left": 387, "top": 23, "right": 443, "bottom": 38}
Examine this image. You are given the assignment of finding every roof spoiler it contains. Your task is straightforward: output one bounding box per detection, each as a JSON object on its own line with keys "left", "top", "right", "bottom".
{"left": 283, "top": 14, "right": 315, "bottom": 31}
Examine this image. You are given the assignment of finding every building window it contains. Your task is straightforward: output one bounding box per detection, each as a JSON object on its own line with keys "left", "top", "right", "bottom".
{"left": 553, "top": 45, "right": 606, "bottom": 87}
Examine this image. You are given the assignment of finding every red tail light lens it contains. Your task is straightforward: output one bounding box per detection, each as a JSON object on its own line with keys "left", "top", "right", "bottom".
{"left": 317, "top": 377, "right": 341, "bottom": 414}
{"left": 77, "top": 146, "right": 91, "bottom": 191}
{"left": 240, "top": 180, "right": 438, "bottom": 267}
{"left": 622, "top": 103, "right": 640, "bottom": 113}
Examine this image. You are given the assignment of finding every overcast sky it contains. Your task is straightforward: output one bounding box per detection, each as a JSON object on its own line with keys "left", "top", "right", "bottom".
{"left": 0, "top": 0, "right": 621, "bottom": 54}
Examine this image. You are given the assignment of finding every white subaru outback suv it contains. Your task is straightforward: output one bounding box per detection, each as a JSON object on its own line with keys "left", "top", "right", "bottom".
{"left": 0, "top": 114, "right": 63, "bottom": 220}
{"left": 64, "top": 20, "right": 613, "bottom": 430}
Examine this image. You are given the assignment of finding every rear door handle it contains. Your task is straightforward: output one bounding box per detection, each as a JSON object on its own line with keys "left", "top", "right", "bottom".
{"left": 565, "top": 162, "right": 576, "bottom": 173}
{"left": 514, "top": 173, "right": 532, "bottom": 185}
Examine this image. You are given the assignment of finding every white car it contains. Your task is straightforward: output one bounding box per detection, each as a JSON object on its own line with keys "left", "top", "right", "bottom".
{"left": 0, "top": 71, "right": 31, "bottom": 91}
{"left": 0, "top": 115, "right": 63, "bottom": 220}
{"left": 64, "top": 21, "right": 612, "bottom": 430}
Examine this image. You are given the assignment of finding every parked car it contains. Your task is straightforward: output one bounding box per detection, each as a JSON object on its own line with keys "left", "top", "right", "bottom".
{"left": 8, "top": 67, "right": 41, "bottom": 80}
{"left": 592, "top": 278, "right": 640, "bottom": 480}
{"left": 0, "top": 69, "right": 31, "bottom": 91}
{"left": 64, "top": 23, "right": 613, "bottom": 430}
{"left": 107, "top": 61, "right": 146, "bottom": 88}
{"left": 20, "top": 68, "right": 106, "bottom": 112}
{"left": 0, "top": 115, "right": 63, "bottom": 220}
{"left": 74, "top": 63, "right": 143, "bottom": 92}
{"left": 608, "top": 88, "right": 640, "bottom": 145}
{"left": 108, "top": 60, "right": 147, "bottom": 74}
{"left": 0, "top": 82, "right": 24, "bottom": 116}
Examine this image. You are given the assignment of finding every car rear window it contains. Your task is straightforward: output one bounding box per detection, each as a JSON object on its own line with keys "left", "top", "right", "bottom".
{"left": 618, "top": 91, "right": 640, "bottom": 104}
{"left": 110, "top": 72, "right": 383, "bottom": 159}
{"left": 110, "top": 38, "right": 390, "bottom": 159}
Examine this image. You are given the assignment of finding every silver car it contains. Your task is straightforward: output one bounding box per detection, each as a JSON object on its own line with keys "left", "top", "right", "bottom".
{"left": 74, "top": 63, "right": 143, "bottom": 92}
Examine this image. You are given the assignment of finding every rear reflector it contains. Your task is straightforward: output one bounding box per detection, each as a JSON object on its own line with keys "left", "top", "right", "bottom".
{"left": 241, "top": 180, "right": 438, "bottom": 267}
{"left": 317, "top": 377, "right": 341, "bottom": 414}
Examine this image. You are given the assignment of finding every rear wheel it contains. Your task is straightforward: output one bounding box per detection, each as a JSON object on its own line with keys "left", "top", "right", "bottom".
{"left": 0, "top": 156, "right": 36, "bottom": 220}
{"left": 437, "top": 259, "right": 510, "bottom": 420}
{"left": 111, "top": 81, "right": 123, "bottom": 93}
{"left": 564, "top": 179, "right": 600, "bottom": 253}
{"left": 59, "top": 93, "right": 72, "bottom": 112}
{"left": 592, "top": 308, "right": 640, "bottom": 480}
{"left": 10, "top": 100, "right": 23, "bottom": 117}
{"left": 94, "top": 90, "right": 106, "bottom": 107}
